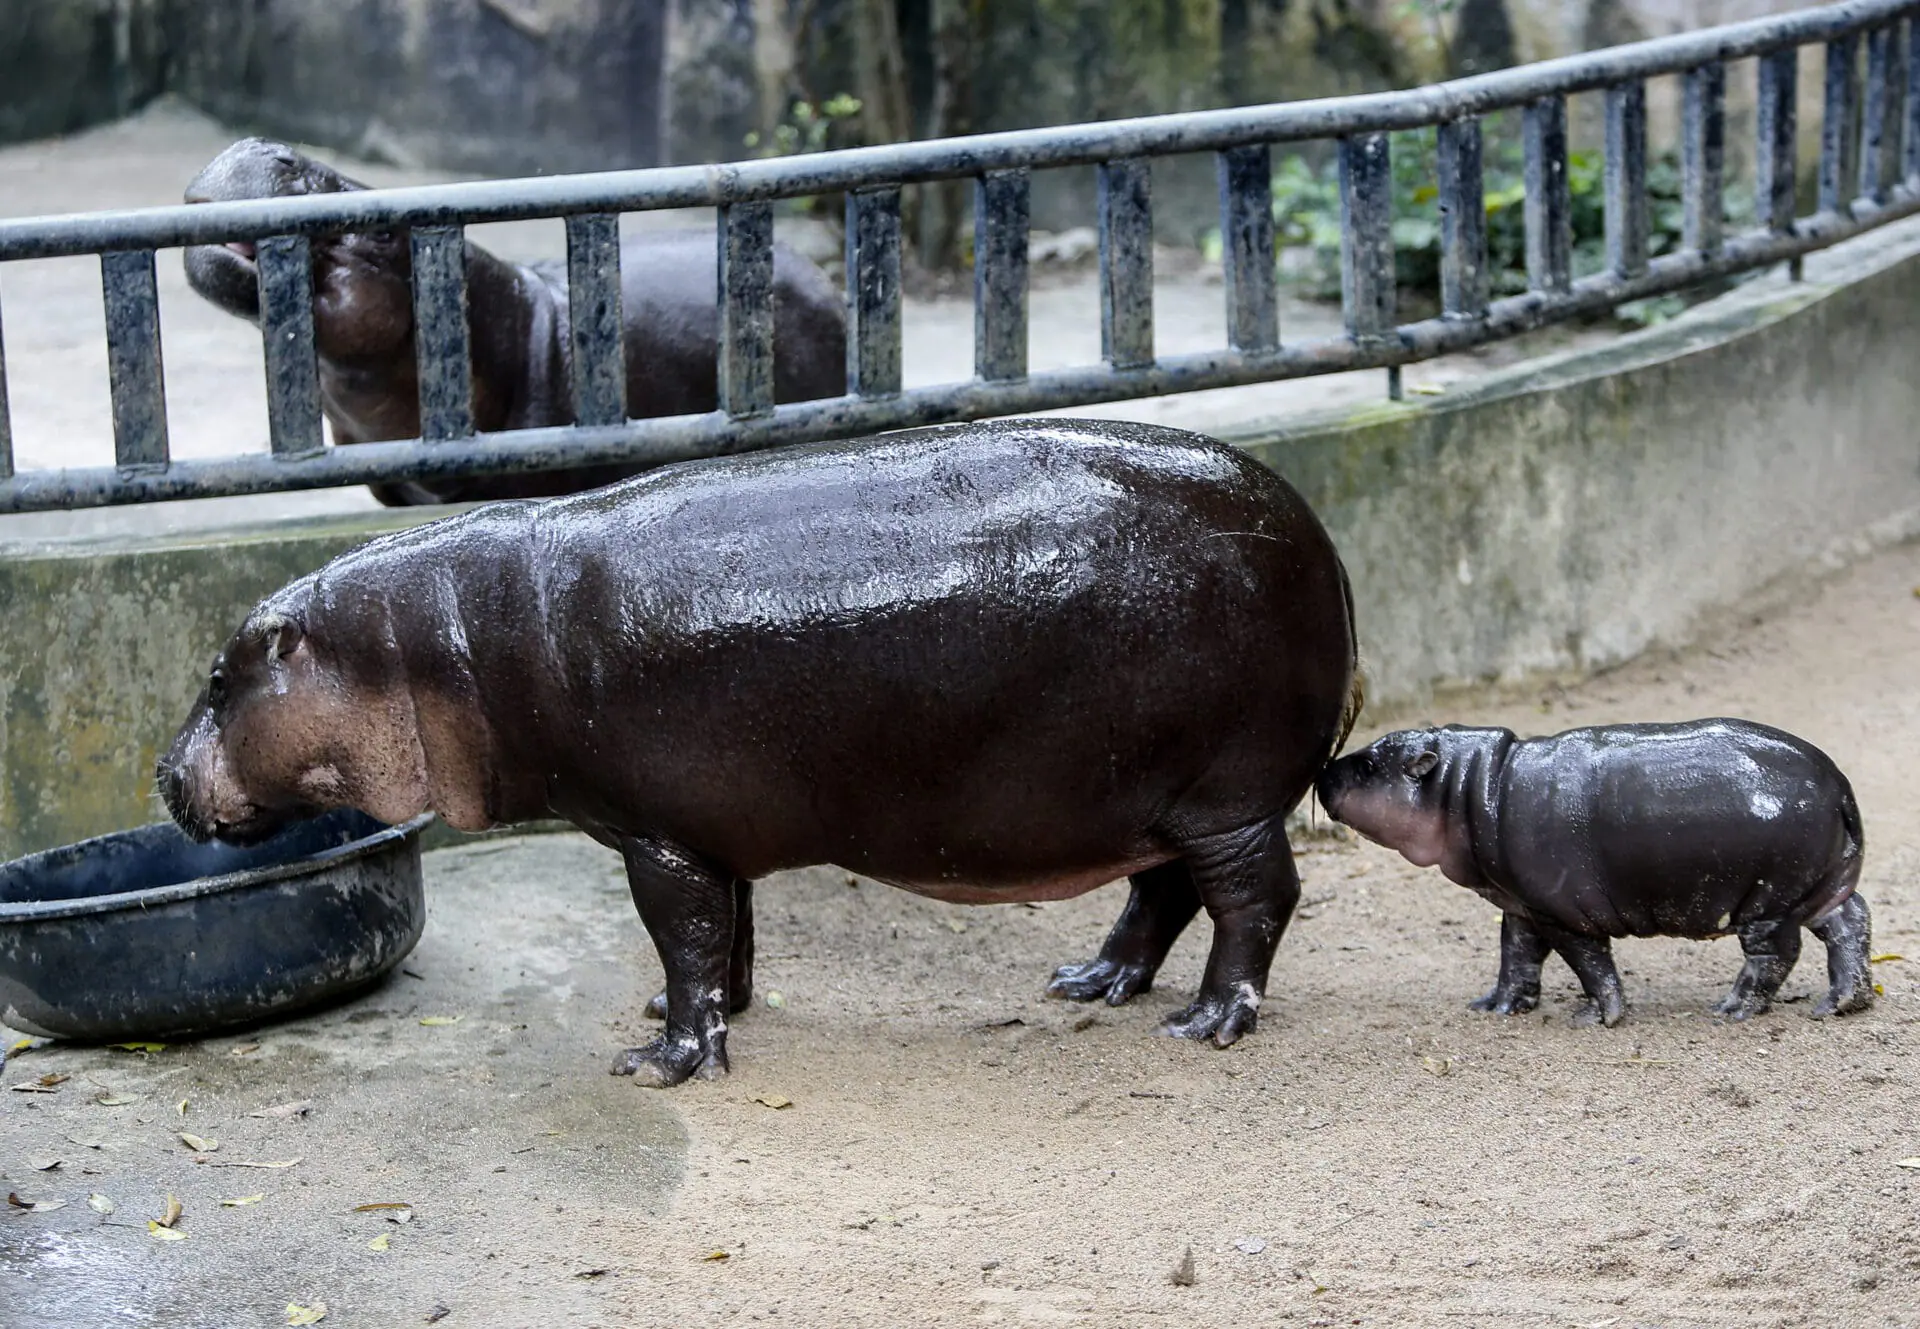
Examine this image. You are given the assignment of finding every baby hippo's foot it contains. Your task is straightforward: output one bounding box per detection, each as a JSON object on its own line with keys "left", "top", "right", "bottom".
{"left": 1714, "top": 919, "right": 1802, "bottom": 1023}
{"left": 1468, "top": 984, "right": 1541, "bottom": 1017}
{"left": 1710, "top": 989, "right": 1772, "bottom": 1023}
{"left": 1570, "top": 991, "right": 1629, "bottom": 1027}
{"left": 1159, "top": 981, "right": 1261, "bottom": 1048}
{"left": 610, "top": 1029, "right": 729, "bottom": 1087}
{"left": 1812, "top": 893, "right": 1875, "bottom": 1019}
{"left": 1048, "top": 958, "right": 1155, "bottom": 1005}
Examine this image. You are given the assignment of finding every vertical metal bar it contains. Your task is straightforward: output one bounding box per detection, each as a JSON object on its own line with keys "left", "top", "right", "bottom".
{"left": 1217, "top": 144, "right": 1278, "bottom": 353}
{"left": 1437, "top": 117, "right": 1487, "bottom": 320}
{"left": 718, "top": 201, "right": 776, "bottom": 417}
{"left": 410, "top": 225, "right": 473, "bottom": 441}
{"left": 1097, "top": 158, "right": 1154, "bottom": 370}
{"left": 1605, "top": 80, "right": 1649, "bottom": 278}
{"left": 1861, "top": 27, "right": 1900, "bottom": 204}
{"left": 100, "top": 249, "right": 169, "bottom": 468}
{"left": 845, "top": 186, "right": 904, "bottom": 397}
{"left": 1820, "top": 34, "right": 1860, "bottom": 214}
{"left": 255, "top": 235, "right": 323, "bottom": 458}
{"left": 1757, "top": 48, "right": 1799, "bottom": 232}
{"left": 1682, "top": 62, "right": 1727, "bottom": 255}
{"left": 0, "top": 287, "right": 12, "bottom": 481}
{"left": 565, "top": 212, "right": 627, "bottom": 427}
{"left": 1523, "top": 96, "right": 1572, "bottom": 293}
{"left": 973, "top": 169, "right": 1030, "bottom": 381}
{"left": 1339, "top": 132, "right": 1395, "bottom": 339}
{"left": 1907, "top": 18, "right": 1920, "bottom": 181}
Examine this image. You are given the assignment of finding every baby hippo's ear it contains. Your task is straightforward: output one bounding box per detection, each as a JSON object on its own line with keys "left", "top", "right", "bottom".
{"left": 1406, "top": 746, "right": 1440, "bottom": 779}
{"left": 256, "top": 612, "right": 304, "bottom": 660}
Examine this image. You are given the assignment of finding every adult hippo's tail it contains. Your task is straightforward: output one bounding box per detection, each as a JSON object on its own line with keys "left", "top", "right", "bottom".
{"left": 1331, "top": 564, "right": 1366, "bottom": 760}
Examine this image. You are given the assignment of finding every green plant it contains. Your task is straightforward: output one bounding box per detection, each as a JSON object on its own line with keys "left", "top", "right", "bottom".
{"left": 744, "top": 94, "right": 865, "bottom": 158}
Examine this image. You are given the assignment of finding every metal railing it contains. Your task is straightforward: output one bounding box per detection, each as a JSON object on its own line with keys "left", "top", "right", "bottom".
{"left": 0, "top": 0, "right": 1917, "bottom": 512}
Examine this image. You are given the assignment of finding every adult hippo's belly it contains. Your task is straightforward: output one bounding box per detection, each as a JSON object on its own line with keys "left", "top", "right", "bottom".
{"left": 181, "top": 138, "right": 847, "bottom": 505}
{"left": 157, "top": 419, "right": 1361, "bottom": 1086}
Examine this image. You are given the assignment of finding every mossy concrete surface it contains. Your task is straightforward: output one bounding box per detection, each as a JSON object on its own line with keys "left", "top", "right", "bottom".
{"left": 1226, "top": 222, "right": 1920, "bottom": 704}
{"left": 0, "top": 509, "right": 443, "bottom": 862}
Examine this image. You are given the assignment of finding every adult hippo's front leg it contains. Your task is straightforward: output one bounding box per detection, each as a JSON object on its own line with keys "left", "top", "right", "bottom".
{"left": 1047, "top": 861, "right": 1201, "bottom": 1005}
{"left": 612, "top": 834, "right": 739, "bottom": 1086}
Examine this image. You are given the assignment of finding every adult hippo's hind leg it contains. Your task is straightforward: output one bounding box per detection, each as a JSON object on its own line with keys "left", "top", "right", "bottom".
{"left": 613, "top": 835, "right": 737, "bottom": 1087}
{"left": 1157, "top": 813, "right": 1300, "bottom": 1048}
{"left": 1469, "top": 912, "right": 1551, "bottom": 1016}
{"left": 1810, "top": 893, "right": 1874, "bottom": 1018}
{"left": 644, "top": 879, "right": 756, "bottom": 1020}
{"left": 1712, "top": 918, "right": 1803, "bottom": 1022}
{"left": 1048, "top": 860, "right": 1200, "bottom": 1005}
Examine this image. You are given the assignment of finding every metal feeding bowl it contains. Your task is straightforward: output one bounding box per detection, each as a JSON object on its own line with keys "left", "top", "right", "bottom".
{"left": 0, "top": 810, "right": 431, "bottom": 1043}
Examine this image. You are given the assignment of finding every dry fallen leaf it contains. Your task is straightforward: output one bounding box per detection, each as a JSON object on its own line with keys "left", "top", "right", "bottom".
{"left": 180, "top": 1133, "right": 219, "bottom": 1154}
{"left": 1170, "top": 1245, "right": 1196, "bottom": 1286}
{"left": 27, "top": 1156, "right": 61, "bottom": 1172}
{"left": 10, "top": 1078, "right": 62, "bottom": 1094}
{"left": 248, "top": 1101, "right": 312, "bottom": 1121}
{"left": 1872, "top": 953, "right": 1906, "bottom": 964}
{"left": 212, "top": 1158, "right": 303, "bottom": 1170}
{"left": 88, "top": 1193, "right": 116, "bottom": 1215}
{"left": 221, "top": 1195, "right": 266, "bottom": 1207}
{"left": 230, "top": 1044, "right": 262, "bottom": 1057}
{"left": 353, "top": 1202, "right": 414, "bottom": 1213}
{"left": 367, "top": 1231, "right": 391, "bottom": 1252}
{"left": 943, "top": 917, "right": 968, "bottom": 933}
{"left": 753, "top": 1094, "right": 793, "bottom": 1110}
{"left": 7, "top": 1193, "right": 67, "bottom": 1213}
{"left": 286, "top": 1303, "right": 329, "bottom": 1325}
{"left": 147, "top": 1221, "right": 188, "bottom": 1241}
{"left": 703, "top": 1250, "right": 732, "bottom": 1262}
{"left": 1421, "top": 1056, "right": 1452, "bottom": 1077}
{"left": 94, "top": 1091, "right": 138, "bottom": 1107}
{"left": 418, "top": 1016, "right": 462, "bottom": 1027}
{"left": 158, "top": 1194, "right": 182, "bottom": 1228}
{"left": 425, "top": 1308, "right": 451, "bottom": 1324}
{"left": 764, "top": 990, "right": 787, "bottom": 1010}
{"left": 1896, "top": 1158, "right": 1920, "bottom": 1169}
{"left": 575, "top": 1268, "right": 610, "bottom": 1279}
{"left": 176, "top": 1100, "right": 189, "bottom": 1117}
{"left": 109, "top": 1042, "right": 166, "bottom": 1054}
{"left": 65, "top": 1134, "right": 109, "bottom": 1151}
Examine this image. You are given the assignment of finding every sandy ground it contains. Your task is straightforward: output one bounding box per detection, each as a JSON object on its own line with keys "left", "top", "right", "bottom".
{"left": 3, "top": 538, "right": 1917, "bottom": 1328}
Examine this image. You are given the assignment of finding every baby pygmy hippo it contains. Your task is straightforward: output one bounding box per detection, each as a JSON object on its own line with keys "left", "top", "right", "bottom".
{"left": 1315, "top": 719, "right": 1872, "bottom": 1026}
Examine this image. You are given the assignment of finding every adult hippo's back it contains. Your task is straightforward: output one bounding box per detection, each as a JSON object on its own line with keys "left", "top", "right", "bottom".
{"left": 157, "top": 419, "right": 1360, "bottom": 1085}
{"left": 182, "top": 138, "right": 846, "bottom": 506}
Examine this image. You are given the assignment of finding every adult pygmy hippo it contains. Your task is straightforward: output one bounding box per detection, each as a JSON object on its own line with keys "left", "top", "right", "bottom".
{"left": 158, "top": 419, "right": 1361, "bottom": 1086}
{"left": 1316, "top": 720, "right": 1871, "bottom": 1025}
{"left": 182, "top": 138, "right": 847, "bottom": 506}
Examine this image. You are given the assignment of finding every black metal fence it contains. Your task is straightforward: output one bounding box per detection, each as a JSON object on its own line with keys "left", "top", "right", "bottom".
{"left": 0, "top": 0, "right": 1917, "bottom": 513}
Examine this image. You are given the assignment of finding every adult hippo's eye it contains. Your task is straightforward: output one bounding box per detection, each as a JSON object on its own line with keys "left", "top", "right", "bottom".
{"left": 207, "top": 667, "right": 229, "bottom": 709}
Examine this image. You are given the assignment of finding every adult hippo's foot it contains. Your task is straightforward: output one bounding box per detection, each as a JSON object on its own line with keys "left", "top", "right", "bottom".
{"left": 1147, "top": 815, "right": 1299, "bottom": 1048}
{"left": 1811, "top": 893, "right": 1875, "bottom": 1019}
{"left": 614, "top": 835, "right": 739, "bottom": 1087}
{"left": 1468, "top": 911, "right": 1550, "bottom": 1016}
{"left": 1048, "top": 861, "right": 1200, "bottom": 1005}
{"left": 643, "top": 880, "right": 757, "bottom": 1022}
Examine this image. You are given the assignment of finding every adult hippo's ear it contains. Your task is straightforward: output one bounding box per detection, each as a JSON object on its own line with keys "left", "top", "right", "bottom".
{"left": 255, "top": 612, "right": 304, "bottom": 660}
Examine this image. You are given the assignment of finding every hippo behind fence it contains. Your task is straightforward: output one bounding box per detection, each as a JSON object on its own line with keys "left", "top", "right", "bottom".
{"left": 1316, "top": 719, "right": 1873, "bottom": 1025}
{"left": 157, "top": 418, "right": 1362, "bottom": 1085}
{"left": 182, "top": 138, "right": 847, "bottom": 506}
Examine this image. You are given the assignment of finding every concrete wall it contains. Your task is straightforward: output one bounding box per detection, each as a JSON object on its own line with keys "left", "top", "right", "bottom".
{"left": 1, "top": 223, "right": 1917, "bottom": 860}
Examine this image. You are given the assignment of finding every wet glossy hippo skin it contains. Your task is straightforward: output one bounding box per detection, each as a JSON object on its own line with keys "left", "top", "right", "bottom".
{"left": 1316, "top": 720, "right": 1872, "bottom": 1025}
{"left": 182, "top": 138, "right": 847, "bottom": 506}
{"left": 157, "top": 418, "right": 1361, "bottom": 1086}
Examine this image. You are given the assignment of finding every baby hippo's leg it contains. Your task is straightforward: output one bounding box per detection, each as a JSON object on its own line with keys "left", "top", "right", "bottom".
{"left": 1469, "top": 912, "right": 1551, "bottom": 1015}
{"left": 1049, "top": 860, "right": 1200, "bottom": 1005}
{"left": 1536, "top": 925, "right": 1627, "bottom": 1027}
{"left": 613, "top": 835, "right": 739, "bottom": 1086}
{"left": 645, "top": 880, "right": 756, "bottom": 1021}
{"left": 1713, "top": 919, "right": 1803, "bottom": 1022}
{"left": 1810, "top": 893, "right": 1875, "bottom": 1019}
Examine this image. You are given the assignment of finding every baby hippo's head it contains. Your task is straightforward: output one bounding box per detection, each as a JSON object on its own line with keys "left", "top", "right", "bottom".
{"left": 156, "top": 587, "right": 429, "bottom": 845}
{"left": 1315, "top": 728, "right": 1454, "bottom": 868}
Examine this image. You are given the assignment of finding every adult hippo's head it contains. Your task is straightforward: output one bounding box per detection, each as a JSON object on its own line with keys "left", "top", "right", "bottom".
{"left": 182, "top": 138, "right": 415, "bottom": 362}
{"left": 156, "top": 584, "right": 433, "bottom": 846}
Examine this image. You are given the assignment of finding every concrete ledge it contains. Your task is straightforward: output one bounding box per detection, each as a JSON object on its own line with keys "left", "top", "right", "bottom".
{"left": 2, "top": 221, "right": 1918, "bottom": 860}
